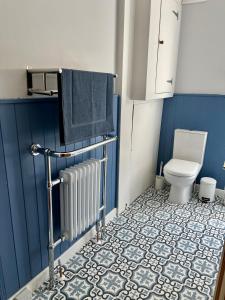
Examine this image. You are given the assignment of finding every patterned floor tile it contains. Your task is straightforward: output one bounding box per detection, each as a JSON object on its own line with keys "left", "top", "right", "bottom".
{"left": 33, "top": 187, "right": 225, "bottom": 299}
{"left": 97, "top": 271, "right": 126, "bottom": 296}
{"left": 63, "top": 276, "right": 93, "bottom": 299}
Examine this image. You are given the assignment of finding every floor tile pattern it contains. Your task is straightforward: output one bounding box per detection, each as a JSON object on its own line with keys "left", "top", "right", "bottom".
{"left": 33, "top": 187, "right": 225, "bottom": 299}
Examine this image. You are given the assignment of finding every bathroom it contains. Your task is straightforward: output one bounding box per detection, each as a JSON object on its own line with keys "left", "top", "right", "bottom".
{"left": 0, "top": 0, "right": 225, "bottom": 299}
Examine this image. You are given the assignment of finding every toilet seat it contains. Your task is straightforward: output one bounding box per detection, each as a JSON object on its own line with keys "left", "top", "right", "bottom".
{"left": 164, "top": 159, "right": 201, "bottom": 177}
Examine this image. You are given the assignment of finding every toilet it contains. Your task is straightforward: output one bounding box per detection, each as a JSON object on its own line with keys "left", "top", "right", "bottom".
{"left": 164, "top": 129, "right": 208, "bottom": 204}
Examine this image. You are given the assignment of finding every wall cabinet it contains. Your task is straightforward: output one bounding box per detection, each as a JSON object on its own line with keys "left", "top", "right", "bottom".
{"left": 131, "top": 0, "right": 182, "bottom": 100}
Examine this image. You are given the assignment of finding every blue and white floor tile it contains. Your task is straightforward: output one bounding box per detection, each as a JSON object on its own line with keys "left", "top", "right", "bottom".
{"left": 33, "top": 187, "right": 225, "bottom": 299}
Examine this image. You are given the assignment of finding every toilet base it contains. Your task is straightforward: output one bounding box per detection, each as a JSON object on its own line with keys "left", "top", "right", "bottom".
{"left": 168, "top": 184, "right": 193, "bottom": 204}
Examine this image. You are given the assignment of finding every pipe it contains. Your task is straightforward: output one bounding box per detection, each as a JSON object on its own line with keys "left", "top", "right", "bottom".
{"left": 28, "top": 88, "right": 58, "bottom": 96}
{"left": 53, "top": 236, "right": 65, "bottom": 248}
{"left": 31, "top": 136, "right": 117, "bottom": 158}
{"left": 102, "top": 138, "right": 108, "bottom": 238}
{"left": 45, "top": 154, "right": 55, "bottom": 289}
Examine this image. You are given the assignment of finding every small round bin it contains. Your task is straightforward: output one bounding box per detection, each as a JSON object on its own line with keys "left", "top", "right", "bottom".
{"left": 199, "top": 177, "right": 217, "bottom": 203}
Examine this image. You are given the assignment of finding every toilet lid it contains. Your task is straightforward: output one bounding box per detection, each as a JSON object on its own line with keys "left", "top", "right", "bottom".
{"left": 164, "top": 159, "right": 201, "bottom": 177}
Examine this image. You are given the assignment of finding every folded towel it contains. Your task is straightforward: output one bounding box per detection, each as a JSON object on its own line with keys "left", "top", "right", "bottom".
{"left": 59, "top": 69, "right": 114, "bottom": 145}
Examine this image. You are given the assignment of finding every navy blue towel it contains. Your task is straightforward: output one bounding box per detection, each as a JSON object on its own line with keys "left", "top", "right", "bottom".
{"left": 58, "top": 69, "right": 114, "bottom": 145}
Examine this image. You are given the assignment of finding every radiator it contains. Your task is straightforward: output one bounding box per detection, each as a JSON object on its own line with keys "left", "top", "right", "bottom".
{"left": 60, "top": 159, "right": 101, "bottom": 241}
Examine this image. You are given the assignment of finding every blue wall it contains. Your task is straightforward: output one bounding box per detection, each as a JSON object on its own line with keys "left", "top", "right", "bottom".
{"left": 158, "top": 94, "right": 225, "bottom": 189}
{"left": 0, "top": 96, "right": 120, "bottom": 299}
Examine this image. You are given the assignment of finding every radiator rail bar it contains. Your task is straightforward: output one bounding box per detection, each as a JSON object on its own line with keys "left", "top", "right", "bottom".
{"left": 31, "top": 135, "right": 117, "bottom": 289}
{"left": 31, "top": 136, "right": 117, "bottom": 158}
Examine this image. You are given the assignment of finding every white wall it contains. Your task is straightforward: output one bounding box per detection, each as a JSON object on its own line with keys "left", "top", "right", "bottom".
{"left": 130, "top": 101, "right": 163, "bottom": 201}
{"left": 116, "top": 0, "right": 163, "bottom": 211}
{"left": 176, "top": 0, "right": 225, "bottom": 95}
{"left": 0, "top": 0, "right": 117, "bottom": 98}
{"left": 116, "top": 0, "right": 135, "bottom": 212}
{"left": 0, "top": 0, "right": 163, "bottom": 211}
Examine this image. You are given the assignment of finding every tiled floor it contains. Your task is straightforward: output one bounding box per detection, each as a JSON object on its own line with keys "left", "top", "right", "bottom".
{"left": 33, "top": 187, "right": 225, "bottom": 300}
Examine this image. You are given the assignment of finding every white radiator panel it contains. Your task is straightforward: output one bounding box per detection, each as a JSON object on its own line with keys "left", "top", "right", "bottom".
{"left": 60, "top": 159, "right": 101, "bottom": 241}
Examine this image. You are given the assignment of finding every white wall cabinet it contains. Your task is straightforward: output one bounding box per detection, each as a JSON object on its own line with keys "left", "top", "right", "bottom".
{"left": 131, "top": 0, "right": 182, "bottom": 100}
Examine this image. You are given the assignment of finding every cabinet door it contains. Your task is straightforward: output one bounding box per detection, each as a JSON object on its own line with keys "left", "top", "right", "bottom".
{"left": 155, "top": 0, "right": 181, "bottom": 94}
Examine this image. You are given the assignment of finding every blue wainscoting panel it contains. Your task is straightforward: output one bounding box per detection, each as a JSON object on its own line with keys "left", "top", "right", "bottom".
{"left": 0, "top": 95, "right": 120, "bottom": 299}
{"left": 0, "top": 105, "right": 31, "bottom": 286}
{"left": 0, "top": 123, "right": 20, "bottom": 297}
{"left": 158, "top": 94, "right": 225, "bottom": 189}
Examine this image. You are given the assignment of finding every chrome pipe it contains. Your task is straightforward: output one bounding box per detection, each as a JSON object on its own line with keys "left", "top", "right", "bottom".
{"left": 27, "top": 67, "right": 62, "bottom": 74}
{"left": 27, "top": 67, "right": 117, "bottom": 96}
{"left": 31, "top": 136, "right": 117, "bottom": 158}
{"left": 99, "top": 205, "right": 105, "bottom": 212}
{"left": 99, "top": 158, "right": 107, "bottom": 163}
{"left": 102, "top": 137, "right": 108, "bottom": 238}
{"left": 27, "top": 67, "right": 117, "bottom": 77}
{"left": 28, "top": 88, "right": 58, "bottom": 96}
{"left": 51, "top": 178, "right": 63, "bottom": 187}
{"left": 45, "top": 154, "right": 55, "bottom": 289}
{"left": 53, "top": 236, "right": 65, "bottom": 248}
{"left": 31, "top": 144, "right": 45, "bottom": 156}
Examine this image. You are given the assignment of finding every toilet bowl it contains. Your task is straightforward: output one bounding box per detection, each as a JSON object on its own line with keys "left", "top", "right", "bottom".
{"left": 164, "top": 159, "right": 201, "bottom": 204}
{"left": 163, "top": 129, "right": 208, "bottom": 204}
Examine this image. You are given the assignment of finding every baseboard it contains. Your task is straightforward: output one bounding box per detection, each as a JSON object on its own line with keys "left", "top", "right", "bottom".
{"left": 9, "top": 208, "right": 117, "bottom": 300}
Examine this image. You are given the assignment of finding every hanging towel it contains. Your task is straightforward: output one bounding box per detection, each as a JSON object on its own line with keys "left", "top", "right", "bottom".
{"left": 58, "top": 69, "right": 114, "bottom": 145}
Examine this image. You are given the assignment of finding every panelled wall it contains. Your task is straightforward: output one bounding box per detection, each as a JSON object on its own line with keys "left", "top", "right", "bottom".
{"left": 0, "top": 95, "right": 119, "bottom": 299}
{"left": 158, "top": 94, "right": 225, "bottom": 189}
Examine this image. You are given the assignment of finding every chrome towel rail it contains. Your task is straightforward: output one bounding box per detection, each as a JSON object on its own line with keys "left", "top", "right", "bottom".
{"left": 26, "top": 67, "right": 118, "bottom": 96}
{"left": 31, "top": 135, "right": 117, "bottom": 158}
{"left": 31, "top": 135, "right": 117, "bottom": 289}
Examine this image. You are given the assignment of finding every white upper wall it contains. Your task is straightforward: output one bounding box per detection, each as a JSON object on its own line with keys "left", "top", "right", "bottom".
{"left": 0, "top": 0, "right": 117, "bottom": 98}
{"left": 176, "top": 0, "right": 225, "bottom": 95}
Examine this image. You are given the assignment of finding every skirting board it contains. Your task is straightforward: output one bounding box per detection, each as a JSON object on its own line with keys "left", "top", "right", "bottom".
{"left": 10, "top": 208, "right": 117, "bottom": 300}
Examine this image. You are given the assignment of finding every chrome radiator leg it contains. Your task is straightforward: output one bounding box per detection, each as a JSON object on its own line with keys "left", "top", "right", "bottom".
{"left": 45, "top": 153, "right": 55, "bottom": 289}
{"left": 102, "top": 141, "right": 108, "bottom": 239}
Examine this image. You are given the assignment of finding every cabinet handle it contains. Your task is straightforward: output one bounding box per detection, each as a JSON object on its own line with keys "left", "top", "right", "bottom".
{"left": 167, "top": 79, "right": 173, "bottom": 85}
{"left": 172, "top": 10, "right": 179, "bottom": 20}
{"left": 159, "top": 40, "right": 164, "bottom": 44}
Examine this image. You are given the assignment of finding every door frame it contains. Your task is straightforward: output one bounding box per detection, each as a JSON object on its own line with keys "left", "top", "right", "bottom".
{"left": 214, "top": 243, "right": 225, "bottom": 299}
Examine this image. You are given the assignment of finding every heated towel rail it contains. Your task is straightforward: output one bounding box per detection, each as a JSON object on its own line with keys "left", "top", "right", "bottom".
{"left": 27, "top": 67, "right": 118, "bottom": 96}
{"left": 31, "top": 135, "right": 117, "bottom": 289}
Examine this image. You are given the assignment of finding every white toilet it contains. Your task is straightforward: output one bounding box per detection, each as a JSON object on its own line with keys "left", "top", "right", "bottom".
{"left": 164, "top": 129, "right": 208, "bottom": 204}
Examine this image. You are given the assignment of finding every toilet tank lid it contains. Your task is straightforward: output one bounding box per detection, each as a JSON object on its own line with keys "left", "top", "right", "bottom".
{"left": 164, "top": 159, "right": 201, "bottom": 177}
